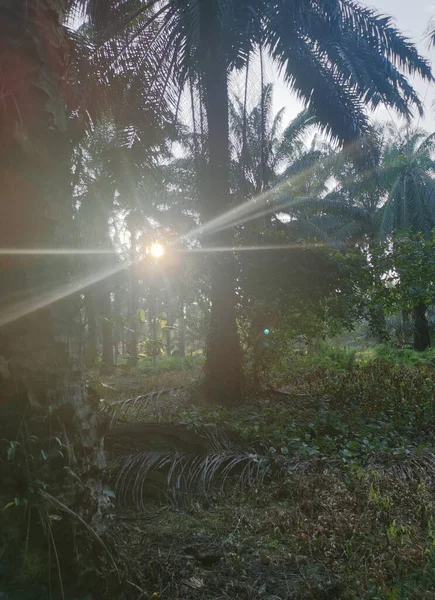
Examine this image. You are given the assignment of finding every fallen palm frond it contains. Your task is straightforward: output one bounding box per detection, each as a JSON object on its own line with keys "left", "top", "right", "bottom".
{"left": 101, "top": 387, "right": 190, "bottom": 425}
{"left": 106, "top": 439, "right": 435, "bottom": 510}
{"left": 367, "top": 449, "right": 435, "bottom": 482}
{"left": 103, "top": 419, "right": 323, "bottom": 508}
{"left": 104, "top": 419, "right": 241, "bottom": 454}
{"left": 107, "top": 450, "right": 271, "bottom": 509}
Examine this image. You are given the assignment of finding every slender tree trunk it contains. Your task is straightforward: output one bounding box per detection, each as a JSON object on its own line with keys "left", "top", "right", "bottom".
{"left": 84, "top": 290, "right": 98, "bottom": 367}
{"left": 178, "top": 280, "right": 186, "bottom": 358}
{"left": 402, "top": 309, "right": 412, "bottom": 345}
{"left": 164, "top": 311, "right": 174, "bottom": 356}
{"left": 200, "top": 2, "right": 244, "bottom": 403}
{"left": 368, "top": 303, "right": 389, "bottom": 344}
{"left": 100, "top": 287, "right": 114, "bottom": 372}
{"left": 127, "top": 224, "right": 138, "bottom": 367}
{"left": 148, "top": 287, "right": 159, "bottom": 366}
{"left": 413, "top": 301, "right": 430, "bottom": 351}
{"left": 113, "top": 285, "right": 121, "bottom": 364}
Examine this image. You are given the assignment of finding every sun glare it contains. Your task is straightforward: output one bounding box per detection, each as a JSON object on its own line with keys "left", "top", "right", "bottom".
{"left": 149, "top": 243, "right": 165, "bottom": 259}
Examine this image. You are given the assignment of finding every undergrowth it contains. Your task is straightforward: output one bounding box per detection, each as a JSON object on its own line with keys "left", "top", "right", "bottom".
{"left": 95, "top": 347, "right": 435, "bottom": 598}
{"left": 5, "top": 346, "right": 435, "bottom": 598}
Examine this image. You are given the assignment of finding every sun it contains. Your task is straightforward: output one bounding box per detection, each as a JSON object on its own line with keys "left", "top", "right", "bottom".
{"left": 149, "top": 243, "right": 165, "bottom": 259}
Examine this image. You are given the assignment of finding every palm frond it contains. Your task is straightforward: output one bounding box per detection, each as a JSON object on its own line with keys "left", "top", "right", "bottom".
{"left": 103, "top": 387, "right": 186, "bottom": 425}
{"left": 108, "top": 449, "right": 271, "bottom": 508}
{"left": 378, "top": 175, "right": 403, "bottom": 239}
{"left": 279, "top": 108, "right": 318, "bottom": 157}
{"left": 337, "top": 0, "right": 432, "bottom": 81}
{"left": 267, "top": 29, "right": 370, "bottom": 142}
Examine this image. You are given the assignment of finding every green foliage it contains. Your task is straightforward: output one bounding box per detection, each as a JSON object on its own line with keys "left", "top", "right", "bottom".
{"left": 141, "top": 336, "right": 164, "bottom": 358}
{"left": 238, "top": 242, "right": 371, "bottom": 384}
{"left": 118, "top": 354, "right": 204, "bottom": 375}
{"left": 371, "top": 231, "right": 435, "bottom": 312}
{"left": 304, "top": 343, "right": 358, "bottom": 371}
{"left": 169, "top": 346, "right": 435, "bottom": 469}
{"left": 371, "top": 345, "right": 435, "bottom": 367}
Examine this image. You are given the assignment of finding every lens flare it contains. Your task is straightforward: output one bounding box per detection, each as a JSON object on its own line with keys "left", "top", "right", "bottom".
{"left": 149, "top": 243, "right": 164, "bottom": 259}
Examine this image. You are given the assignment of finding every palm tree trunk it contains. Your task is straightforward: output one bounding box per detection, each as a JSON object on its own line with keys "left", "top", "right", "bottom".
{"left": 127, "top": 224, "right": 138, "bottom": 367}
{"left": 101, "top": 286, "right": 114, "bottom": 372}
{"left": 84, "top": 290, "right": 98, "bottom": 367}
{"left": 178, "top": 280, "right": 186, "bottom": 358}
{"left": 200, "top": 3, "right": 244, "bottom": 403}
{"left": 113, "top": 284, "right": 121, "bottom": 364}
{"left": 0, "top": 2, "right": 100, "bottom": 449}
{"left": 413, "top": 301, "right": 431, "bottom": 351}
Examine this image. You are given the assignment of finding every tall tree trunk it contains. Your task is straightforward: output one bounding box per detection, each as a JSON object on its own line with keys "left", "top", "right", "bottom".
{"left": 368, "top": 303, "right": 389, "bottom": 344}
{"left": 84, "top": 290, "right": 98, "bottom": 367}
{"left": 0, "top": 1, "right": 100, "bottom": 449}
{"left": 100, "top": 286, "right": 114, "bottom": 372}
{"left": 402, "top": 309, "right": 412, "bottom": 345}
{"left": 200, "top": 2, "right": 243, "bottom": 403}
{"left": 178, "top": 280, "right": 186, "bottom": 358}
{"left": 127, "top": 223, "right": 138, "bottom": 367}
{"left": 113, "top": 284, "right": 122, "bottom": 364}
{"left": 413, "top": 301, "right": 430, "bottom": 351}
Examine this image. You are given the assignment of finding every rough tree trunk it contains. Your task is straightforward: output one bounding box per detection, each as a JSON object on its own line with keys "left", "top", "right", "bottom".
{"left": 0, "top": 1, "right": 100, "bottom": 446}
{"left": 200, "top": 2, "right": 244, "bottom": 403}
{"left": 413, "top": 301, "right": 431, "bottom": 351}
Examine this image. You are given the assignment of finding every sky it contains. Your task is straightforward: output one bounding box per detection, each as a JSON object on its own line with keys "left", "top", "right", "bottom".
{"left": 270, "top": 0, "right": 435, "bottom": 131}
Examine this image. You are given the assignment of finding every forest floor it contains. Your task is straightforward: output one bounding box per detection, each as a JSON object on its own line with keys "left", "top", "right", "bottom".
{"left": 95, "top": 352, "right": 435, "bottom": 600}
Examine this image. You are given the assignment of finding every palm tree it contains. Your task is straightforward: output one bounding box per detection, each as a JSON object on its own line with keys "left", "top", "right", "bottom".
{"left": 376, "top": 125, "right": 435, "bottom": 350}
{"left": 75, "top": 121, "right": 120, "bottom": 369}
{"left": 0, "top": 1, "right": 172, "bottom": 439}
{"left": 0, "top": 2, "right": 102, "bottom": 445}
{"left": 377, "top": 126, "right": 435, "bottom": 239}
{"left": 77, "top": 0, "right": 431, "bottom": 402}
{"left": 230, "top": 83, "right": 318, "bottom": 199}
{"left": 311, "top": 123, "right": 435, "bottom": 348}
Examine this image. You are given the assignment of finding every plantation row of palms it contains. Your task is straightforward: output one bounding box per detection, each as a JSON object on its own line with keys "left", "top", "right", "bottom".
{"left": 73, "top": 86, "right": 435, "bottom": 376}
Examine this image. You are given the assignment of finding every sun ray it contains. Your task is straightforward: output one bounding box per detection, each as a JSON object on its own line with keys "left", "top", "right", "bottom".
{"left": 0, "top": 140, "right": 371, "bottom": 328}
{"left": 179, "top": 138, "right": 370, "bottom": 243}
{"left": 178, "top": 242, "right": 325, "bottom": 254}
{"left": 0, "top": 248, "right": 117, "bottom": 255}
{"left": 0, "top": 262, "right": 126, "bottom": 328}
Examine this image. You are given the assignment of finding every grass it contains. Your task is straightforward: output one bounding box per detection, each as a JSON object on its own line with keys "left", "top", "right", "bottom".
{"left": 106, "top": 468, "right": 435, "bottom": 599}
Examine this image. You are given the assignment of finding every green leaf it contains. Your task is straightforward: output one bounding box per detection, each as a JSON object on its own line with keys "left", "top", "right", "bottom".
{"left": 103, "top": 485, "right": 116, "bottom": 499}
{"left": 63, "top": 467, "right": 81, "bottom": 481}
